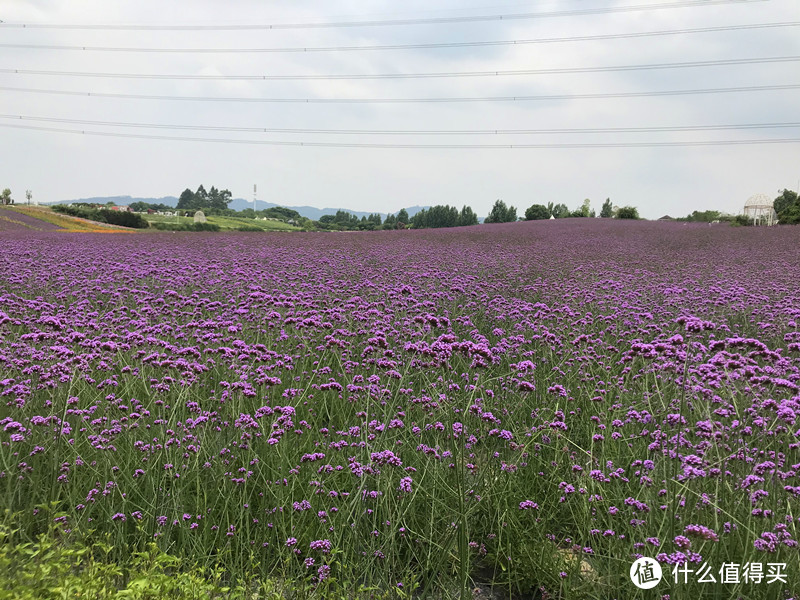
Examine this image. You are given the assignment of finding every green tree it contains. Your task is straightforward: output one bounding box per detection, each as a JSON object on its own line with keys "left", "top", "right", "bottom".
{"left": 176, "top": 188, "right": 197, "bottom": 210}
{"left": 485, "top": 199, "right": 517, "bottom": 223}
{"left": 774, "top": 189, "right": 797, "bottom": 215}
{"left": 600, "top": 198, "right": 613, "bottom": 218}
{"left": 412, "top": 205, "right": 458, "bottom": 229}
{"left": 130, "top": 201, "right": 174, "bottom": 212}
{"left": 524, "top": 204, "right": 550, "bottom": 220}
{"left": 684, "top": 210, "right": 721, "bottom": 222}
{"left": 207, "top": 187, "right": 233, "bottom": 211}
{"left": 396, "top": 208, "right": 410, "bottom": 225}
{"left": 195, "top": 185, "right": 208, "bottom": 206}
{"left": 409, "top": 204, "right": 474, "bottom": 229}
{"left": 263, "top": 206, "right": 301, "bottom": 221}
{"left": 0, "top": 188, "right": 12, "bottom": 205}
{"left": 458, "top": 205, "right": 478, "bottom": 226}
{"left": 552, "top": 203, "right": 570, "bottom": 218}
{"left": 485, "top": 199, "right": 506, "bottom": 223}
{"left": 778, "top": 204, "right": 800, "bottom": 224}
{"left": 129, "top": 201, "right": 150, "bottom": 212}
{"left": 774, "top": 189, "right": 799, "bottom": 223}
{"left": 569, "top": 199, "right": 591, "bottom": 218}
{"left": 616, "top": 206, "right": 640, "bottom": 219}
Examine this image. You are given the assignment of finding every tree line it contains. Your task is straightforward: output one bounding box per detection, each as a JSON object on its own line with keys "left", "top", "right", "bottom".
{"left": 410, "top": 205, "right": 478, "bottom": 229}
{"left": 6, "top": 182, "right": 800, "bottom": 227}
{"left": 177, "top": 185, "right": 233, "bottom": 212}
{"left": 491, "top": 198, "right": 640, "bottom": 221}
{"left": 314, "top": 205, "right": 479, "bottom": 231}
{"left": 315, "top": 209, "right": 415, "bottom": 231}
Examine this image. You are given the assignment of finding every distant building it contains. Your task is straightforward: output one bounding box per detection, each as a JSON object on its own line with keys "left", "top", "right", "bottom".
{"left": 658, "top": 215, "right": 674, "bottom": 221}
{"left": 109, "top": 205, "right": 132, "bottom": 212}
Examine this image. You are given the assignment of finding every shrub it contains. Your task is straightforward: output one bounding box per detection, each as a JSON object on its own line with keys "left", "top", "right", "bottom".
{"left": 51, "top": 205, "right": 148, "bottom": 228}
{"left": 150, "top": 222, "right": 220, "bottom": 232}
{"left": 98, "top": 209, "right": 149, "bottom": 229}
{"left": 191, "top": 222, "right": 220, "bottom": 232}
{"left": 616, "top": 206, "right": 639, "bottom": 220}
{"left": 524, "top": 204, "right": 551, "bottom": 221}
{"left": 0, "top": 519, "right": 264, "bottom": 599}
{"left": 731, "top": 214, "right": 752, "bottom": 227}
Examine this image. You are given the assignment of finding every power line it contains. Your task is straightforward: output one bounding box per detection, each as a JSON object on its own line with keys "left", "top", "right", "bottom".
{"left": 2, "top": 122, "right": 796, "bottom": 148}
{"left": 3, "top": 56, "right": 797, "bottom": 81}
{"left": 0, "top": 0, "right": 767, "bottom": 30}
{"left": 2, "top": 83, "right": 797, "bottom": 103}
{"left": 2, "top": 114, "right": 798, "bottom": 136}
{"left": 1, "top": 22, "right": 795, "bottom": 54}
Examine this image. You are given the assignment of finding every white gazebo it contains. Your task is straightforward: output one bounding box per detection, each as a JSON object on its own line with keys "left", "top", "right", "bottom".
{"left": 743, "top": 194, "right": 777, "bottom": 226}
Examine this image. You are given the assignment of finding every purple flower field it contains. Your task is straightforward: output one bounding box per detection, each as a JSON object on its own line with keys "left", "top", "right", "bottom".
{"left": 1, "top": 219, "right": 799, "bottom": 599}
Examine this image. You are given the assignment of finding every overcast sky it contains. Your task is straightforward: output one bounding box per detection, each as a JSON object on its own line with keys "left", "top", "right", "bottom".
{"left": 1, "top": 0, "right": 798, "bottom": 219}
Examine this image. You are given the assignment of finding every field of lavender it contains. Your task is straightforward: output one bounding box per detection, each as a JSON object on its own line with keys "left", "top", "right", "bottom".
{"left": 1, "top": 219, "right": 799, "bottom": 599}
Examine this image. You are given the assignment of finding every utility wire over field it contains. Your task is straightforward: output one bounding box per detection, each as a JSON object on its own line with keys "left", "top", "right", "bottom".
{"left": 2, "top": 83, "right": 798, "bottom": 104}
{"left": 2, "top": 56, "right": 798, "bottom": 80}
{"left": 0, "top": 0, "right": 771, "bottom": 30}
{"left": 1, "top": 122, "right": 797, "bottom": 149}
{"left": 1, "top": 22, "right": 796, "bottom": 53}
{"left": 0, "top": 0, "right": 797, "bottom": 221}
{"left": 2, "top": 114, "right": 797, "bottom": 136}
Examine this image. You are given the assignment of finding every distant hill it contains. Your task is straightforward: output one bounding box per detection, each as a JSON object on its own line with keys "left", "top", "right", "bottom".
{"left": 45, "top": 196, "right": 428, "bottom": 221}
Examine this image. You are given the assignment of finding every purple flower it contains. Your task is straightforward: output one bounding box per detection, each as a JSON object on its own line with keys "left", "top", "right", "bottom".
{"left": 684, "top": 524, "right": 719, "bottom": 542}
{"left": 674, "top": 535, "right": 691, "bottom": 549}
{"left": 310, "top": 539, "right": 332, "bottom": 553}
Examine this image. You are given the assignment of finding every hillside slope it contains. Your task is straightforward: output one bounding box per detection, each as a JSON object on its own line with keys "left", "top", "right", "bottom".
{"left": 0, "top": 206, "right": 132, "bottom": 233}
